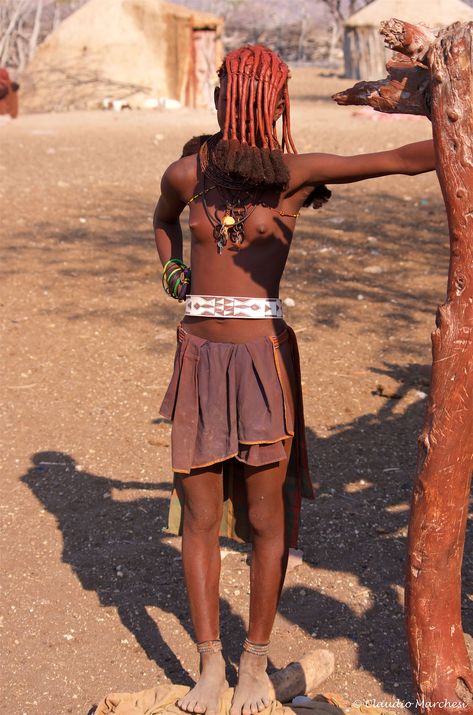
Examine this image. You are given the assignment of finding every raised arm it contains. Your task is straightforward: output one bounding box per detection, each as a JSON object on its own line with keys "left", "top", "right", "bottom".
{"left": 292, "top": 139, "right": 435, "bottom": 187}
{"left": 153, "top": 161, "right": 188, "bottom": 265}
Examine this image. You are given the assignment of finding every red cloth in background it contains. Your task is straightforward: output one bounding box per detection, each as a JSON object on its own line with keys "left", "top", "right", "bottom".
{"left": 0, "top": 68, "right": 19, "bottom": 117}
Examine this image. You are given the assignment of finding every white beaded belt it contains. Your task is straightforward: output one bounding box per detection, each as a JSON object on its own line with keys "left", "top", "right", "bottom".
{"left": 185, "top": 295, "right": 283, "bottom": 319}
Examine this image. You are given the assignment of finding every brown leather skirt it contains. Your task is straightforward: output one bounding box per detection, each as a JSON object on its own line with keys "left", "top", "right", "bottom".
{"left": 159, "top": 323, "right": 314, "bottom": 548}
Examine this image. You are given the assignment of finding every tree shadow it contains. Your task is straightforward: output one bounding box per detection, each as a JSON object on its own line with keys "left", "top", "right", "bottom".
{"left": 284, "top": 190, "right": 448, "bottom": 337}
{"left": 0, "top": 189, "right": 448, "bottom": 343}
{"left": 19, "top": 354, "right": 472, "bottom": 700}
{"left": 280, "top": 360, "right": 473, "bottom": 699}
{"left": 21, "top": 63, "right": 155, "bottom": 113}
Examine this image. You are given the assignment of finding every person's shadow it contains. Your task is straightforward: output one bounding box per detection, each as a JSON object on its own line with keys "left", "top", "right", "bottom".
{"left": 21, "top": 362, "right": 472, "bottom": 701}
{"left": 21, "top": 453, "right": 247, "bottom": 685}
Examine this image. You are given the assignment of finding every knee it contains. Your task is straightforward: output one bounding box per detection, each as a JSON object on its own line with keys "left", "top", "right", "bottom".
{"left": 184, "top": 502, "right": 222, "bottom": 534}
{"left": 247, "top": 499, "right": 284, "bottom": 538}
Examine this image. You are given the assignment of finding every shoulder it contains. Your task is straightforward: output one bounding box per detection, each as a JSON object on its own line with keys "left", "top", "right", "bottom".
{"left": 161, "top": 154, "right": 198, "bottom": 203}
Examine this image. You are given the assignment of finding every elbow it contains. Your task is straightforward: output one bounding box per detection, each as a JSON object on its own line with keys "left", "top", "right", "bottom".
{"left": 402, "top": 160, "right": 426, "bottom": 176}
{"left": 154, "top": 218, "right": 178, "bottom": 232}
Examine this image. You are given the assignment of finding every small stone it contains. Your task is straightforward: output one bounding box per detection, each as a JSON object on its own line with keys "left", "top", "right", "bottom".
{"left": 287, "top": 548, "right": 303, "bottom": 572}
{"left": 283, "top": 297, "right": 296, "bottom": 308}
{"left": 292, "top": 697, "right": 312, "bottom": 706}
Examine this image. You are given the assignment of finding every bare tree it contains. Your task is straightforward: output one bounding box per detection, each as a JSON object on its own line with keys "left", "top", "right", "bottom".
{"left": 319, "top": 0, "right": 370, "bottom": 61}
{"left": 0, "top": 0, "right": 30, "bottom": 69}
{"left": 0, "top": 0, "right": 89, "bottom": 71}
{"left": 0, "top": 0, "right": 45, "bottom": 70}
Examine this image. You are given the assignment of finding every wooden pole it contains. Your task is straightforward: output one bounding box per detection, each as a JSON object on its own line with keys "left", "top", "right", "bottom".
{"left": 334, "top": 18, "right": 473, "bottom": 715}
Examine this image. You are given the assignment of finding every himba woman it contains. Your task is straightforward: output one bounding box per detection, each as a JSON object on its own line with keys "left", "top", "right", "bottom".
{"left": 154, "top": 45, "right": 435, "bottom": 715}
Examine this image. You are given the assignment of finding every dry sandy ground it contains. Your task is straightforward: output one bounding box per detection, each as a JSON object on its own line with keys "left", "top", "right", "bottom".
{"left": 2, "top": 68, "right": 472, "bottom": 715}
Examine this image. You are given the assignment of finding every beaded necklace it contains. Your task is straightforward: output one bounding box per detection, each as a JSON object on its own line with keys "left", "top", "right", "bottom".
{"left": 203, "top": 177, "right": 260, "bottom": 254}
{"left": 196, "top": 134, "right": 299, "bottom": 253}
{"left": 199, "top": 135, "right": 260, "bottom": 253}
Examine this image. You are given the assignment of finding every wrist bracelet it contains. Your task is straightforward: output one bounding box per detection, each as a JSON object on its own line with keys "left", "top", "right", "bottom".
{"left": 162, "top": 258, "right": 191, "bottom": 301}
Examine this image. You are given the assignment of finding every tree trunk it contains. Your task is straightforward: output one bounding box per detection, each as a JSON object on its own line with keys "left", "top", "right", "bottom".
{"left": 334, "top": 18, "right": 473, "bottom": 715}
{"left": 28, "top": 0, "right": 43, "bottom": 65}
{"left": 328, "top": 22, "right": 340, "bottom": 63}
{"left": 53, "top": 2, "right": 61, "bottom": 30}
{"left": 407, "top": 23, "right": 473, "bottom": 714}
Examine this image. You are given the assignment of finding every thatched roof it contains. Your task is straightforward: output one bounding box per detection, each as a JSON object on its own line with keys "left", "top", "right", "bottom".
{"left": 34, "top": 0, "right": 221, "bottom": 51}
{"left": 21, "top": 0, "right": 223, "bottom": 112}
{"left": 345, "top": 0, "right": 473, "bottom": 28}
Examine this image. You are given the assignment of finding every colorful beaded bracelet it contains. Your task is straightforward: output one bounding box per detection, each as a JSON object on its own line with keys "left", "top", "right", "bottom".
{"left": 162, "top": 258, "right": 191, "bottom": 301}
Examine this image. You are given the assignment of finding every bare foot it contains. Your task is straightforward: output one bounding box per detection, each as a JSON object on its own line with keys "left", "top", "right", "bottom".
{"left": 178, "top": 651, "right": 228, "bottom": 715}
{"left": 230, "top": 651, "right": 272, "bottom": 715}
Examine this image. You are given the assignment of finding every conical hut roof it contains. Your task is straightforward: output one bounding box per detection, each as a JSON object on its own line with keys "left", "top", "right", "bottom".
{"left": 22, "top": 0, "right": 222, "bottom": 112}
{"left": 38, "top": 0, "right": 221, "bottom": 46}
{"left": 345, "top": 0, "right": 473, "bottom": 27}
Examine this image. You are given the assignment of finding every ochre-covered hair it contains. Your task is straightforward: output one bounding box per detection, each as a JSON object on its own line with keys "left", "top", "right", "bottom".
{"left": 212, "top": 45, "right": 296, "bottom": 189}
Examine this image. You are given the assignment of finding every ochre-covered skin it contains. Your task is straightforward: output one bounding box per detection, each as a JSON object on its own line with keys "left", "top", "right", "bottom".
{"left": 334, "top": 19, "right": 473, "bottom": 715}
{"left": 153, "top": 44, "right": 436, "bottom": 715}
{"left": 154, "top": 54, "right": 434, "bottom": 344}
{"left": 154, "top": 134, "right": 434, "bottom": 345}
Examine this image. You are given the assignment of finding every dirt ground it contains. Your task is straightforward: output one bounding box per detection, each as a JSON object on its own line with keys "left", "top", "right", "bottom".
{"left": 2, "top": 68, "right": 472, "bottom": 715}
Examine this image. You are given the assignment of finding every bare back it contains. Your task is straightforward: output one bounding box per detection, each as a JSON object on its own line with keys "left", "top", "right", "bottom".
{"left": 177, "top": 153, "right": 311, "bottom": 342}
{"left": 154, "top": 139, "right": 435, "bottom": 342}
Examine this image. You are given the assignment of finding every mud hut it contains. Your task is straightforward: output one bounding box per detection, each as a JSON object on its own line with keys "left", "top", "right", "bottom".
{"left": 344, "top": 0, "right": 473, "bottom": 79}
{"left": 21, "top": 0, "right": 223, "bottom": 112}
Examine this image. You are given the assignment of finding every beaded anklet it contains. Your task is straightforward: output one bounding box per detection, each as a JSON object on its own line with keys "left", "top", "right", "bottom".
{"left": 243, "top": 638, "right": 270, "bottom": 656}
{"left": 196, "top": 639, "right": 223, "bottom": 654}
{"left": 162, "top": 258, "right": 191, "bottom": 301}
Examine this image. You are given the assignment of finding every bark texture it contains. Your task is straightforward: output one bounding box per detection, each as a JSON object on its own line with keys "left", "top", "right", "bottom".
{"left": 333, "top": 55, "right": 430, "bottom": 115}
{"left": 334, "top": 18, "right": 473, "bottom": 715}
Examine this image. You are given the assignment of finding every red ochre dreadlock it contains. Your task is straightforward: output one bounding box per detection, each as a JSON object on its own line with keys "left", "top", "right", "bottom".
{"left": 212, "top": 45, "right": 297, "bottom": 190}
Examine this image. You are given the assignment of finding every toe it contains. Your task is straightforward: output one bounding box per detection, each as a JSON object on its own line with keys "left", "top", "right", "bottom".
{"left": 256, "top": 700, "right": 266, "bottom": 712}
{"left": 194, "top": 703, "right": 206, "bottom": 714}
{"left": 261, "top": 697, "right": 271, "bottom": 708}
{"left": 230, "top": 701, "right": 244, "bottom": 715}
{"left": 242, "top": 703, "right": 253, "bottom": 715}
